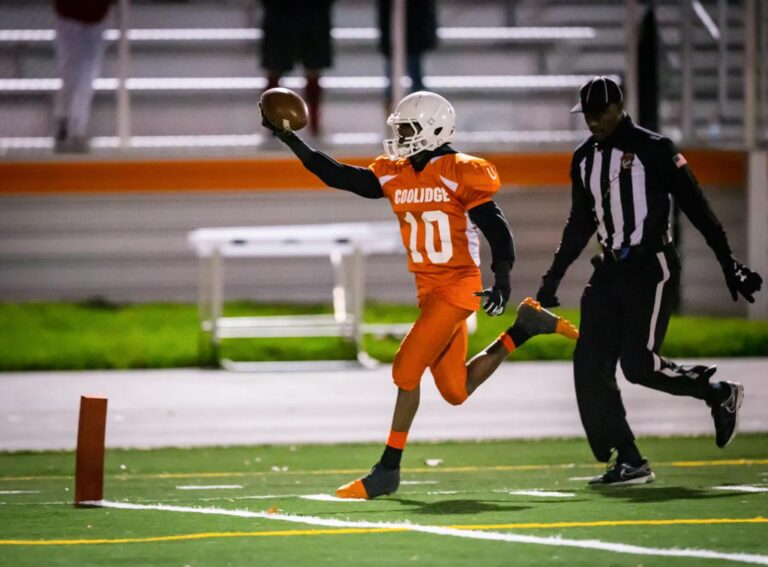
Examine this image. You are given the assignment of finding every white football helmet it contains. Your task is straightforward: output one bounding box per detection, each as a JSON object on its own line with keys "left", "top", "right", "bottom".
{"left": 383, "top": 91, "right": 456, "bottom": 160}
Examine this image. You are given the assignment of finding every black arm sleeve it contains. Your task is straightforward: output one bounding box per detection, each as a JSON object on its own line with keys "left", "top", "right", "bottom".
{"left": 468, "top": 200, "right": 515, "bottom": 282}
{"left": 280, "top": 132, "right": 384, "bottom": 199}
{"left": 546, "top": 155, "right": 598, "bottom": 280}
{"left": 658, "top": 139, "right": 732, "bottom": 261}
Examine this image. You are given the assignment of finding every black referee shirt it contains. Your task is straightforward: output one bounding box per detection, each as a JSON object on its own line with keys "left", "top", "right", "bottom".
{"left": 547, "top": 115, "right": 732, "bottom": 278}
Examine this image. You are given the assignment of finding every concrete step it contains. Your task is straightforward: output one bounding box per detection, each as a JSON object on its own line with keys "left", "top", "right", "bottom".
{"left": 0, "top": 72, "right": 598, "bottom": 139}
{"left": 521, "top": 1, "right": 743, "bottom": 28}
{"left": 1, "top": 40, "right": 555, "bottom": 80}
{"left": 5, "top": 37, "right": 745, "bottom": 81}
{"left": 0, "top": 0, "right": 513, "bottom": 30}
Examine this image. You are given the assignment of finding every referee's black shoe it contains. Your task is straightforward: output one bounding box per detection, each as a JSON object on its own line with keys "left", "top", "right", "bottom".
{"left": 710, "top": 381, "right": 745, "bottom": 448}
{"left": 588, "top": 459, "right": 655, "bottom": 487}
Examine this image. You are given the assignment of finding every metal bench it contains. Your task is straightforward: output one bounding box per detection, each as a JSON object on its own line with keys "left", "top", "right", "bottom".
{"left": 188, "top": 221, "right": 413, "bottom": 371}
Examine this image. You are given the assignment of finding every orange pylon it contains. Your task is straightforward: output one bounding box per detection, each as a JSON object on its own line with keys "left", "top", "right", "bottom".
{"left": 74, "top": 395, "right": 108, "bottom": 506}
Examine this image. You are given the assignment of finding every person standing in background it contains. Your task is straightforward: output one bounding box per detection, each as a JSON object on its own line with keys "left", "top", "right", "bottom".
{"left": 260, "top": 0, "right": 335, "bottom": 137}
{"left": 378, "top": 0, "right": 438, "bottom": 111}
{"left": 53, "top": 0, "right": 115, "bottom": 153}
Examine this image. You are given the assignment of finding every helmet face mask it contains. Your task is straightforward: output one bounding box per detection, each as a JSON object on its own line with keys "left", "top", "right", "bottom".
{"left": 383, "top": 91, "right": 456, "bottom": 160}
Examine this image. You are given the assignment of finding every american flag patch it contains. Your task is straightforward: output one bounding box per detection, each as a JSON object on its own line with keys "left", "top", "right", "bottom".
{"left": 673, "top": 153, "right": 688, "bottom": 168}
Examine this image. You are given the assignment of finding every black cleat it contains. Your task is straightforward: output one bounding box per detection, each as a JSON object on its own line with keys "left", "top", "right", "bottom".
{"left": 588, "top": 459, "right": 655, "bottom": 487}
{"left": 514, "top": 297, "right": 579, "bottom": 339}
{"left": 710, "top": 381, "right": 745, "bottom": 448}
{"left": 336, "top": 463, "right": 400, "bottom": 499}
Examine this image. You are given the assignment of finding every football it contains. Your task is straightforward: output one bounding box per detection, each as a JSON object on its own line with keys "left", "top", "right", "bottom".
{"left": 260, "top": 87, "right": 308, "bottom": 132}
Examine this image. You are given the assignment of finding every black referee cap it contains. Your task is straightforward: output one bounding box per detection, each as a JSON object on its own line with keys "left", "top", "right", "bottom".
{"left": 570, "top": 76, "right": 623, "bottom": 113}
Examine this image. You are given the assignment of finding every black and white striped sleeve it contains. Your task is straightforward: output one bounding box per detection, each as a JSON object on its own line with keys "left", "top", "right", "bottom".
{"left": 545, "top": 154, "right": 598, "bottom": 280}
{"left": 658, "top": 139, "right": 732, "bottom": 261}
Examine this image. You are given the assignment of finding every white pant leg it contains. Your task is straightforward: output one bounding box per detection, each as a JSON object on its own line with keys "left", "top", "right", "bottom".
{"left": 54, "top": 15, "right": 109, "bottom": 137}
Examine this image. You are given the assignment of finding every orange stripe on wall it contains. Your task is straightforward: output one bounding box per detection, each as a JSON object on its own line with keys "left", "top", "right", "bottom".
{"left": 490, "top": 150, "right": 747, "bottom": 188}
{"left": 683, "top": 150, "right": 747, "bottom": 187}
{"left": 0, "top": 150, "right": 746, "bottom": 195}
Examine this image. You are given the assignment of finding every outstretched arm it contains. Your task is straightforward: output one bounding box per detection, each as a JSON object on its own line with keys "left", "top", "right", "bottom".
{"left": 469, "top": 200, "right": 515, "bottom": 316}
{"left": 659, "top": 139, "right": 762, "bottom": 302}
{"left": 536, "top": 156, "right": 597, "bottom": 307}
{"left": 262, "top": 110, "right": 384, "bottom": 199}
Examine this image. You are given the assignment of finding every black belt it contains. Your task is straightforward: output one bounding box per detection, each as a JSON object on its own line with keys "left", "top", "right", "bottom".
{"left": 602, "top": 234, "right": 672, "bottom": 262}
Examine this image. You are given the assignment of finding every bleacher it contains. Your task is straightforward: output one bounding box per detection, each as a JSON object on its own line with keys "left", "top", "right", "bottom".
{"left": 0, "top": 0, "right": 752, "bottom": 154}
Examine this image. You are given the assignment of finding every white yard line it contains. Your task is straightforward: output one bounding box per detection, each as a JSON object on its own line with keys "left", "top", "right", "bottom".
{"left": 199, "top": 493, "right": 295, "bottom": 502}
{"left": 712, "top": 485, "right": 768, "bottom": 493}
{"left": 1, "top": 500, "right": 70, "bottom": 506}
{"left": 0, "top": 487, "right": 460, "bottom": 507}
{"left": 502, "top": 490, "right": 575, "bottom": 498}
{"left": 300, "top": 494, "right": 366, "bottom": 502}
{"left": 90, "top": 500, "right": 768, "bottom": 565}
{"left": 0, "top": 490, "right": 40, "bottom": 495}
{"left": 176, "top": 485, "right": 243, "bottom": 490}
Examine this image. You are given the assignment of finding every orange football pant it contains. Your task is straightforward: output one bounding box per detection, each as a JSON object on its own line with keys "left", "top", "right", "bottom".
{"left": 392, "top": 293, "right": 473, "bottom": 405}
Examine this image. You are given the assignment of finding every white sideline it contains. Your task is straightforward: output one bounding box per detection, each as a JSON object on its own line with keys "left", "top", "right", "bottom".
{"left": 89, "top": 500, "right": 768, "bottom": 565}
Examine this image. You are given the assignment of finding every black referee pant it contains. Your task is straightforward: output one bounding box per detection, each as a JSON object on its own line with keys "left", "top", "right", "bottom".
{"left": 573, "top": 244, "right": 710, "bottom": 462}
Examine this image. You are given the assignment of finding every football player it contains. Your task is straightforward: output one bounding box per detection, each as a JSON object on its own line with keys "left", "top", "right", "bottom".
{"left": 262, "top": 91, "right": 578, "bottom": 499}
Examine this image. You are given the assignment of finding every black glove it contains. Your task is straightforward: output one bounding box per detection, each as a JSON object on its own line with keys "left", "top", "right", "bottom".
{"left": 719, "top": 257, "right": 763, "bottom": 303}
{"left": 475, "top": 283, "right": 511, "bottom": 316}
{"left": 536, "top": 273, "right": 561, "bottom": 308}
{"left": 259, "top": 102, "right": 292, "bottom": 141}
{"left": 474, "top": 261, "right": 512, "bottom": 316}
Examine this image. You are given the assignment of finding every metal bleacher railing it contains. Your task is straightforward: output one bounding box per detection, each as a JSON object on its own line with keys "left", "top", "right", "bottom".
{"left": 0, "top": 26, "right": 598, "bottom": 43}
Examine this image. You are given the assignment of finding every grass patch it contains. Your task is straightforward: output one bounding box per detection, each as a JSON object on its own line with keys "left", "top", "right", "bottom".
{"left": 0, "top": 436, "right": 766, "bottom": 565}
{"left": 1, "top": 301, "right": 767, "bottom": 371}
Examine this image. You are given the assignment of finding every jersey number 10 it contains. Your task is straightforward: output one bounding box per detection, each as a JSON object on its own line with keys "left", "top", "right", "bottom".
{"left": 403, "top": 210, "right": 454, "bottom": 264}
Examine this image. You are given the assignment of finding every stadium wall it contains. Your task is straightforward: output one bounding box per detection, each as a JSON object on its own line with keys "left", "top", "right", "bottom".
{"left": 0, "top": 151, "right": 748, "bottom": 316}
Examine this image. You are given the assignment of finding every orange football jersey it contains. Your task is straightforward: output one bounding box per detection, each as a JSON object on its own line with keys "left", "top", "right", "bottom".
{"left": 369, "top": 152, "right": 501, "bottom": 310}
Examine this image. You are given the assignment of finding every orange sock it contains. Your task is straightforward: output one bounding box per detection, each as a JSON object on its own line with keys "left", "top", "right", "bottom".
{"left": 499, "top": 332, "right": 516, "bottom": 354}
{"left": 386, "top": 430, "right": 408, "bottom": 450}
{"left": 381, "top": 430, "right": 408, "bottom": 469}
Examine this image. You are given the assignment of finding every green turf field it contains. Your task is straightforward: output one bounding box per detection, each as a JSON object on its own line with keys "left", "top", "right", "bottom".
{"left": 1, "top": 301, "right": 768, "bottom": 371}
{"left": 1, "top": 436, "right": 767, "bottom": 566}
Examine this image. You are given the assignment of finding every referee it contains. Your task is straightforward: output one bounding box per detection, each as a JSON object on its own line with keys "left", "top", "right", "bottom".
{"left": 537, "top": 76, "right": 763, "bottom": 486}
